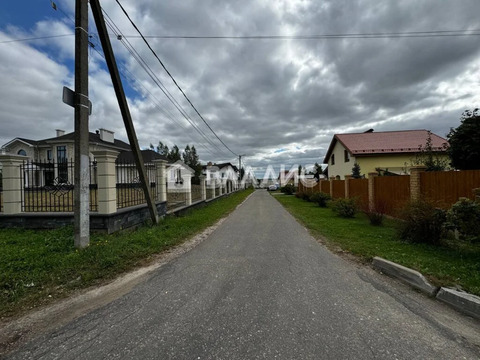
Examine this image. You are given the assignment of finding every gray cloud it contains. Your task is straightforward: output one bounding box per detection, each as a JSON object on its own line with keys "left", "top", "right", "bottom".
{"left": 1, "top": 0, "right": 480, "bottom": 177}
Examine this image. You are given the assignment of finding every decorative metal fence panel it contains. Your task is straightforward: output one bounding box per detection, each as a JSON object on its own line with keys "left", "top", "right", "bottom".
{"left": 20, "top": 159, "right": 98, "bottom": 212}
{"left": 0, "top": 187, "right": 3, "bottom": 213}
{"left": 116, "top": 161, "right": 156, "bottom": 209}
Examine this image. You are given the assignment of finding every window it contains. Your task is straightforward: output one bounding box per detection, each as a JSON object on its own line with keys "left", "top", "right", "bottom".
{"left": 47, "top": 150, "right": 52, "bottom": 161}
{"left": 344, "top": 150, "right": 350, "bottom": 162}
{"left": 331, "top": 154, "right": 335, "bottom": 165}
{"left": 17, "top": 149, "right": 26, "bottom": 156}
{"left": 57, "top": 146, "right": 68, "bottom": 182}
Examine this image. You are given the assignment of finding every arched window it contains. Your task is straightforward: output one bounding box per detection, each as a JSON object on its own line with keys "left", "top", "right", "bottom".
{"left": 17, "top": 149, "right": 27, "bottom": 156}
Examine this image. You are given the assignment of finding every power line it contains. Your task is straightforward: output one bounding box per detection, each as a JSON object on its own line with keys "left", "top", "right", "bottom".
{"left": 100, "top": 9, "right": 229, "bottom": 158}
{"left": 114, "top": 0, "right": 239, "bottom": 158}
{"left": 121, "top": 29, "right": 480, "bottom": 40}
{"left": 0, "top": 34, "right": 73, "bottom": 44}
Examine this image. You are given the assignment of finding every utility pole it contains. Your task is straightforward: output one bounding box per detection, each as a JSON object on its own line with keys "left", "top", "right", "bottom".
{"left": 74, "top": 0, "right": 90, "bottom": 248}
{"left": 90, "top": 0, "right": 158, "bottom": 224}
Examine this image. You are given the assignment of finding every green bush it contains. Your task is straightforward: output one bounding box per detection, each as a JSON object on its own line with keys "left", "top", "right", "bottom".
{"left": 446, "top": 198, "right": 480, "bottom": 243}
{"left": 309, "top": 192, "right": 331, "bottom": 207}
{"left": 281, "top": 184, "right": 295, "bottom": 195}
{"left": 331, "top": 198, "right": 358, "bottom": 218}
{"left": 398, "top": 199, "right": 446, "bottom": 245}
{"left": 363, "top": 200, "right": 387, "bottom": 226}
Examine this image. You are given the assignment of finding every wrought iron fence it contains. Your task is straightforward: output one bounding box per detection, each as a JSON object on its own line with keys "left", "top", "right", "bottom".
{"left": 116, "top": 160, "right": 156, "bottom": 209}
{"left": 20, "top": 159, "right": 98, "bottom": 212}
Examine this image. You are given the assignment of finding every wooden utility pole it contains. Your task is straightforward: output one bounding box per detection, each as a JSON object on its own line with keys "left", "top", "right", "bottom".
{"left": 74, "top": 0, "right": 90, "bottom": 248}
{"left": 90, "top": 0, "right": 158, "bottom": 224}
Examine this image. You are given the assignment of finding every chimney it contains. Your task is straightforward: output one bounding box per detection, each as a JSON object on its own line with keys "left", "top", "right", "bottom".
{"left": 56, "top": 129, "right": 65, "bottom": 137}
{"left": 99, "top": 128, "right": 114, "bottom": 143}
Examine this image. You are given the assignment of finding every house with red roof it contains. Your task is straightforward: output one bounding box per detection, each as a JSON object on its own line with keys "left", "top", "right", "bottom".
{"left": 323, "top": 129, "right": 449, "bottom": 179}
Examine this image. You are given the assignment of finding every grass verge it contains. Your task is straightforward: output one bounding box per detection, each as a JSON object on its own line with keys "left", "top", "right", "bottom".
{"left": 274, "top": 194, "right": 480, "bottom": 296}
{"left": 0, "top": 189, "right": 253, "bottom": 319}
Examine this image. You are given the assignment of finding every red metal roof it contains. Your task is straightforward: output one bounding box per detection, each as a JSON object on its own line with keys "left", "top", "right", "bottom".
{"left": 323, "top": 130, "right": 448, "bottom": 163}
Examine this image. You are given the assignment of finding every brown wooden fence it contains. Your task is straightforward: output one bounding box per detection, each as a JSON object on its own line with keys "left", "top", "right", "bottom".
{"left": 321, "top": 181, "right": 330, "bottom": 193}
{"left": 421, "top": 170, "right": 480, "bottom": 209}
{"left": 349, "top": 178, "right": 368, "bottom": 209}
{"left": 332, "top": 180, "right": 345, "bottom": 199}
{"left": 293, "top": 169, "right": 480, "bottom": 217}
{"left": 374, "top": 175, "right": 410, "bottom": 216}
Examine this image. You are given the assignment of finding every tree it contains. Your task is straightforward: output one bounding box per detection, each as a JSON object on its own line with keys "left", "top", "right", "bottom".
{"left": 149, "top": 141, "right": 169, "bottom": 156}
{"left": 412, "top": 131, "right": 449, "bottom": 171}
{"left": 351, "top": 163, "right": 362, "bottom": 178}
{"left": 167, "top": 145, "right": 181, "bottom": 162}
{"left": 313, "top": 162, "right": 323, "bottom": 180}
{"left": 447, "top": 109, "right": 480, "bottom": 170}
{"left": 183, "top": 145, "right": 202, "bottom": 182}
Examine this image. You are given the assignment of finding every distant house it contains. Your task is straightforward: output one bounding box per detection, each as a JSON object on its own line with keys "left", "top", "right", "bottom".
{"left": 1, "top": 129, "right": 130, "bottom": 186}
{"left": 202, "top": 162, "right": 239, "bottom": 187}
{"left": 1, "top": 129, "right": 130, "bottom": 162}
{"left": 323, "top": 129, "right": 449, "bottom": 179}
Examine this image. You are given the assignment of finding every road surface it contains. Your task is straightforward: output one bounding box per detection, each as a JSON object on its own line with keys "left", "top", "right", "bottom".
{"left": 7, "top": 190, "right": 480, "bottom": 359}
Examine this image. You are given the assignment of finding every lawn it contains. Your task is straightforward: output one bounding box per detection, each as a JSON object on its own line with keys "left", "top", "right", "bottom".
{"left": 274, "top": 194, "right": 480, "bottom": 296}
{"left": 0, "top": 188, "right": 253, "bottom": 319}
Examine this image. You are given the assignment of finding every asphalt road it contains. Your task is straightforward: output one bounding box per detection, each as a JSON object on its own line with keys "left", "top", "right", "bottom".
{"left": 7, "top": 190, "right": 480, "bottom": 359}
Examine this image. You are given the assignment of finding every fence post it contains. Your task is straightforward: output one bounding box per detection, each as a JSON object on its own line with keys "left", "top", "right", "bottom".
{"left": 344, "top": 175, "right": 352, "bottom": 198}
{"left": 199, "top": 175, "right": 206, "bottom": 201}
{"left": 0, "top": 155, "right": 25, "bottom": 214}
{"left": 92, "top": 150, "right": 119, "bottom": 214}
{"left": 368, "top": 172, "right": 378, "bottom": 212}
{"left": 410, "top": 166, "right": 426, "bottom": 201}
{"left": 329, "top": 177, "right": 335, "bottom": 197}
{"left": 184, "top": 172, "right": 192, "bottom": 206}
{"left": 153, "top": 159, "right": 167, "bottom": 202}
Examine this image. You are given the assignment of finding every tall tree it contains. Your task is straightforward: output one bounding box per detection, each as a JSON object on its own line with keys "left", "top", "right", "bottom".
{"left": 149, "top": 141, "right": 169, "bottom": 156}
{"left": 167, "top": 145, "right": 181, "bottom": 162}
{"left": 351, "top": 163, "right": 362, "bottom": 178}
{"left": 447, "top": 109, "right": 480, "bottom": 170}
{"left": 412, "top": 131, "right": 449, "bottom": 171}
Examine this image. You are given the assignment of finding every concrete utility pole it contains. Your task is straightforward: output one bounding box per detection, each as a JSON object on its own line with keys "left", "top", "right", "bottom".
{"left": 90, "top": 0, "right": 158, "bottom": 224}
{"left": 74, "top": 0, "right": 90, "bottom": 248}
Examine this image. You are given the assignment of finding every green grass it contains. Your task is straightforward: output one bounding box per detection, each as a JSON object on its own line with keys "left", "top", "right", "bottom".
{"left": 0, "top": 189, "right": 253, "bottom": 319}
{"left": 275, "top": 194, "right": 480, "bottom": 296}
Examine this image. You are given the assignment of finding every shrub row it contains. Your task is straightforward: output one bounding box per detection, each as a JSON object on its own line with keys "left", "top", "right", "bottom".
{"left": 294, "top": 189, "right": 480, "bottom": 245}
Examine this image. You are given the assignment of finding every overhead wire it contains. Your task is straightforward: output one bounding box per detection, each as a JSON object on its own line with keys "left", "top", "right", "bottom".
{"left": 100, "top": 9, "right": 227, "bottom": 158}
{"left": 114, "top": 0, "right": 239, "bottom": 158}
{"left": 47, "top": 0, "right": 223, "bottom": 158}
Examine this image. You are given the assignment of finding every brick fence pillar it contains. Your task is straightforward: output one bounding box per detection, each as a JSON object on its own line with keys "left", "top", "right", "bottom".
{"left": 183, "top": 173, "right": 192, "bottom": 206}
{"left": 344, "top": 175, "right": 352, "bottom": 198}
{"left": 368, "top": 172, "right": 378, "bottom": 212}
{"left": 199, "top": 175, "right": 206, "bottom": 201}
{"left": 0, "top": 154, "right": 26, "bottom": 214}
{"left": 92, "top": 150, "right": 119, "bottom": 214}
{"left": 153, "top": 159, "right": 167, "bottom": 203}
{"left": 410, "top": 166, "right": 427, "bottom": 201}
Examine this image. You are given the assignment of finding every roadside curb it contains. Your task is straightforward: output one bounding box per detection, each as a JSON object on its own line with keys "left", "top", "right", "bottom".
{"left": 372, "top": 257, "right": 480, "bottom": 320}
{"left": 436, "top": 288, "right": 480, "bottom": 320}
{"left": 372, "top": 257, "right": 439, "bottom": 296}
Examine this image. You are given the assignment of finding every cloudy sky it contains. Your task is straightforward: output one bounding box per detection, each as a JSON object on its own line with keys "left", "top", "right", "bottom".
{"left": 1, "top": 0, "right": 479, "bottom": 176}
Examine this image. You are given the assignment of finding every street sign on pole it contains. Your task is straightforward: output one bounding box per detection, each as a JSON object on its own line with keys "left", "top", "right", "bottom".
{"left": 63, "top": 86, "right": 92, "bottom": 115}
